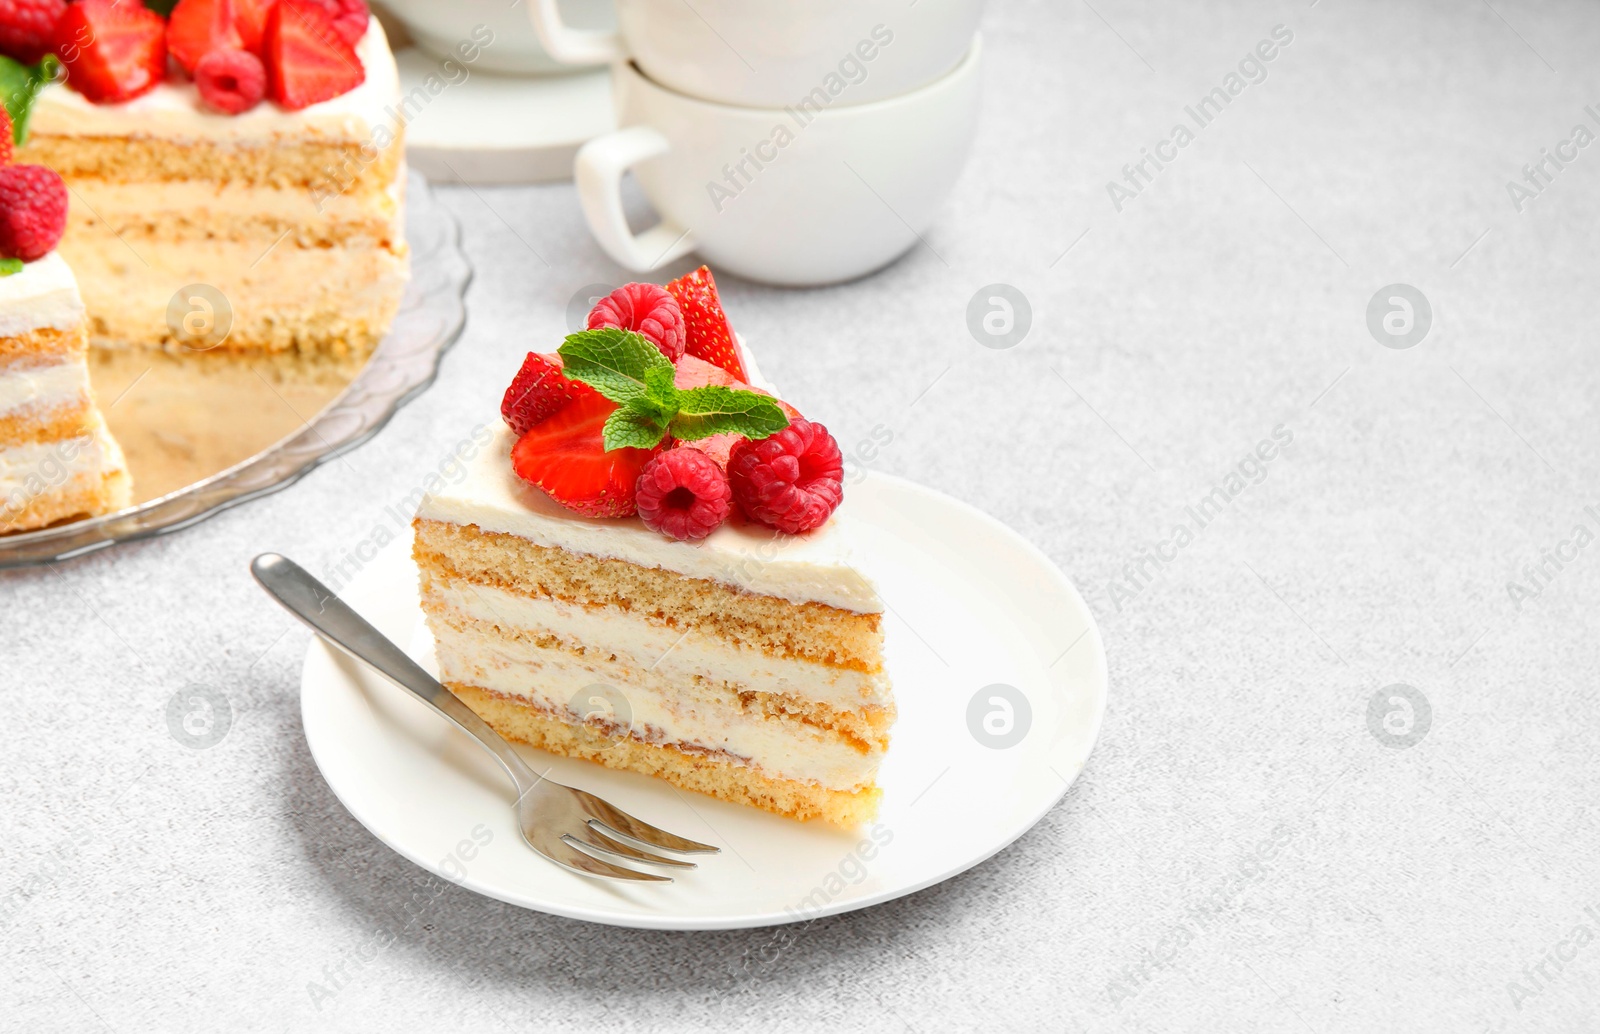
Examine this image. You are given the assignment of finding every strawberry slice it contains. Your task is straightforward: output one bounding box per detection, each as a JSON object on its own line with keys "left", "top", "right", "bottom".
{"left": 672, "top": 354, "right": 738, "bottom": 390}
{"left": 168, "top": 0, "right": 243, "bottom": 74}
{"left": 665, "top": 266, "right": 748, "bottom": 381}
{"left": 673, "top": 353, "right": 802, "bottom": 421}
{"left": 263, "top": 0, "right": 364, "bottom": 111}
{"left": 510, "top": 394, "right": 658, "bottom": 518}
{"left": 54, "top": 0, "right": 168, "bottom": 105}
{"left": 234, "top": 0, "right": 276, "bottom": 53}
{"left": 500, "top": 351, "right": 596, "bottom": 437}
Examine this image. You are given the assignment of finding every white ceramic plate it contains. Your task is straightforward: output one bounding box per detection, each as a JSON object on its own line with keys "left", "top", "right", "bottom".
{"left": 299, "top": 473, "right": 1108, "bottom": 930}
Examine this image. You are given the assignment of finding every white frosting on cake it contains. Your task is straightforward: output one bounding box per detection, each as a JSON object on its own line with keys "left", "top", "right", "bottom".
{"left": 0, "top": 253, "right": 84, "bottom": 337}
{"left": 31, "top": 18, "right": 400, "bottom": 143}
{"left": 417, "top": 426, "right": 883, "bottom": 613}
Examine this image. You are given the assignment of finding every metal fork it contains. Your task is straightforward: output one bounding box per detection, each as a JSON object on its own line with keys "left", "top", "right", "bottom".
{"left": 251, "top": 553, "right": 718, "bottom": 883}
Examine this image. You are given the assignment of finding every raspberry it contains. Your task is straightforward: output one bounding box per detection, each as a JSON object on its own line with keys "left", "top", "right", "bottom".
{"left": 0, "top": 0, "right": 66, "bottom": 65}
{"left": 635, "top": 448, "right": 732, "bottom": 541}
{"left": 0, "top": 108, "right": 12, "bottom": 166}
{"left": 194, "top": 48, "right": 266, "bottom": 114}
{"left": 586, "top": 282, "right": 686, "bottom": 361}
{"left": 727, "top": 419, "right": 844, "bottom": 534}
{"left": 0, "top": 164, "right": 67, "bottom": 262}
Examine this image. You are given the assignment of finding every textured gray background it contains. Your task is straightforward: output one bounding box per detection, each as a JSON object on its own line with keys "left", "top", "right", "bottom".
{"left": 5, "top": 0, "right": 1600, "bottom": 1030}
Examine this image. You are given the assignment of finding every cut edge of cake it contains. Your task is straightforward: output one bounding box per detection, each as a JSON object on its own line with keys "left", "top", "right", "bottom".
{"left": 0, "top": 253, "right": 131, "bottom": 534}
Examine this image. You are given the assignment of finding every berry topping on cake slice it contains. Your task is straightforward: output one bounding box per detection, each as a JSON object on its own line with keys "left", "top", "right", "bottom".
{"left": 499, "top": 274, "right": 851, "bottom": 540}
{"left": 727, "top": 419, "right": 845, "bottom": 534}
{"left": 263, "top": 0, "right": 364, "bottom": 111}
{"left": 500, "top": 352, "right": 597, "bottom": 437}
{"left": 666, "top": 265, "right": 748, "bottom": 381}
{"left": 510, "top": 393, "right": 657, "bottom": 518}
{"left": 55, "top": 0, "right": 168, "bottom": 104}
{"left": 586, "top": 282, "right": 685, "bottom": 361}
{"left": 0, "top": 0, "right": 65, "bottom": 65}
{"left": 0, "top": 108, "right": 12, "bottom": 166}
{"left": 635, "top": 448, "right": 732, "bottom": 541}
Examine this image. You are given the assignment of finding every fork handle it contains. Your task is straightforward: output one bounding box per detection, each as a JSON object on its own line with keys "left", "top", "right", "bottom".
{"left": 250, "top": 553, "right": 547, "bottom": 796}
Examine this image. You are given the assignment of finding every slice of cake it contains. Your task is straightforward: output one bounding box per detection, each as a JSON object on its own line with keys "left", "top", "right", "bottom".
{"left": 15, "top": 0, "right": 408, "bottom": 365}
{"left": 413, "top": 270, "right": 893, "bottom": 825}
{"left": 0, "top": 251, "right": 130, "bottom": 532}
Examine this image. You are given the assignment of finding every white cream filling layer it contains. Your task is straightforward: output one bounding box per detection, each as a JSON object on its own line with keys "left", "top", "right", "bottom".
{"left": 418, "top": 427, "right": 884, "bottom": 613}
{"left": 0, "top": 423, "right": 124, "bottom": 493}
{"left": 431, "top": 580, "right": 891, "bottom": 712}
{"left": 0, "top": 361, "right": 88, "bottom": 418}
{"left": 0, "top": 253, "right": 84, "bottom": 337}
{"left": 434, "top": 624, "right": 883, "bottom": 791}
{"left": 65, "top": 177, "right": 402, "bottom": 229}
{"left": 32, "top": 19, "right": 401, "bottom": 144}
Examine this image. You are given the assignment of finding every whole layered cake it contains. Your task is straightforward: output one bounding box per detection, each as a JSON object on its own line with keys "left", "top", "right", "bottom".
{"left": 414, "top": 269, "right": 894, "bottom": 825}
{"left": 8, "top": 0, "right": 407, "bottom": 364}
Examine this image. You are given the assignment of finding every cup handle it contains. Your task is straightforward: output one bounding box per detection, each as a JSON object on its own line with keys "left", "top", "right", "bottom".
{"left": 575, "top": 126, "right": 698, "bottom": 273}
{"left": 528, "top": 0, "right": 625, "bottom": 66}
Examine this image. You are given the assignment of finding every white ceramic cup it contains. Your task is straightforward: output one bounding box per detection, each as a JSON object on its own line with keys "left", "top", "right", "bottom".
{"left": 380, "top": 0, "right": 615, "bottom": 75}
{"left": 574, "top": 36, "right": 981, "bottom": 287}
{"left": 532, "top": 0, "right": 985, "bottom": 108}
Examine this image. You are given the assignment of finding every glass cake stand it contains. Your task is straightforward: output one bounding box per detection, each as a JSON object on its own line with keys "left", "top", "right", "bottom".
{"left": 0, "top": 172, "right": 471, "bottom": 569}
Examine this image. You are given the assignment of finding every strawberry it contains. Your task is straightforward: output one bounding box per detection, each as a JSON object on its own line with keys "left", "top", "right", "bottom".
{"left": 665, "top": 266, "right": 748, "bottom": 381}
{"left": 234, "top": 0, "right": 275, "bottom": 53}
{"left": 673, "top": 353, "right": 802, "bottom": 422}
{"left": 292, "top": 0, "right": 366, "bottom": 46}
{"left": 55, "top": 0, "right": 168, "bottom": 105}
{"left": 0, "top": 109, "right": 12, "bottom": 166}
{"left": 672, "top": 354, "right": 738, "bottom": 390}
{"left": 500, "top": 351, "right": 596, "bottom": 437}
{"left": 510, "top": 394, "right": 657, "bottom": 518}
{"left": 263, "top": 0, "right": 363, "bottom": 111}
{"left": 672, "top": 434, "right": 739, "bottom": 471}
{"left": 168, "top": 0, "right": 241, "bottom": 74}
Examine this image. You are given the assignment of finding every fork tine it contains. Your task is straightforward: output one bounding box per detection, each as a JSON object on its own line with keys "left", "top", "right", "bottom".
{"left": 567, "top": 827, "right": 697, "bottom": 869}
{"left": 575, "top": 791, "right": 721, "bottom": 854}
{"left": 533, "top": 836, "right": 673, "bottom": 883}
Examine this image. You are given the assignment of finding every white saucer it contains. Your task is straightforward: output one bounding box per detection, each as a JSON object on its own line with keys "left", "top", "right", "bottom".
{"left": 396, "top": 47, "right": 614, "bottom": 184}
{"left": 299, "top": 473, "right": 1107, "bottom": 930}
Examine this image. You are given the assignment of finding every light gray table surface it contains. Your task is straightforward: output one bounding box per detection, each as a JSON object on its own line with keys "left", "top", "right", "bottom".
{"left": 6, "top": 0, "right": 1599, "bottom": 1030}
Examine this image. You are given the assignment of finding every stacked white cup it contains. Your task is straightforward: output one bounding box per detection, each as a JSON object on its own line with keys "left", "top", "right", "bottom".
{"left": 531, "top": 0, "right": 988, "bottom": 287}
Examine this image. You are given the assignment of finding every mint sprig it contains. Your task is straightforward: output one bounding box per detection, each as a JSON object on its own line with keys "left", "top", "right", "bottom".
{"left": 0, "top": 54, "right": 58, "bottom": 149}
{"left": 0, "top": 258, "right": 22, "bottom": 277}
{"left": 558, "top": 329, "right": 788, "bottom": 452}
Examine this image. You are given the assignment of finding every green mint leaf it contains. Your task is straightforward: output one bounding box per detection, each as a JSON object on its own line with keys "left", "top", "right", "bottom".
{"left": 144, "top": 0, "right": 180, "bottom": 15}
{"left": 643, "top": 361, "right": 677, "bottom": 399}
{"left": 601, "top": 406, "right": 672, "bottom": 451}
{"left": 669, "top": 386, "right": 790, "bottom": 442}
{"left": 0, "top": 55, "right": 57, "bottom": 148}
{"left": 0, "top": 258, "right": 22, "bottom": 277}
{"left": 559, "top": 329, "right": 677, "bottom": 408}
